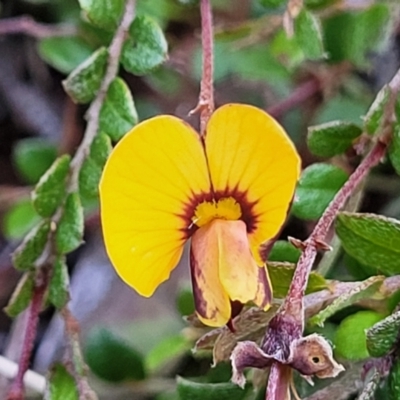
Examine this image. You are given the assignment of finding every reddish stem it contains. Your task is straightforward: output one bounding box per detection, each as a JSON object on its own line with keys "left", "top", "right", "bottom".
{"left": 6, "top": 280, "right": 47, "bottom": 400}
{"left": 196, "top": 0, "right": 215, "bottom": 135}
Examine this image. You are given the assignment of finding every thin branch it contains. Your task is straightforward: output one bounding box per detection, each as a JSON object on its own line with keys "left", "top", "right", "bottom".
{"left": 0, "top": 16, "right": 77, "bottom": 38}
{"left": 189, "top": 0, "right": 214, "bottom": 136}
{"left": 70, "top": 0, "right": 136, "bottom": 191}
{"left": 6, "top": 272, "right": 47, "bottom": 400}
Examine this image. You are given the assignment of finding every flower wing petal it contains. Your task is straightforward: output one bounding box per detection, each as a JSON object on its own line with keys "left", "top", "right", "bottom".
{"left": 100, "top": 115, "right": 210, "bottom": 296}
{"left": 205, "top": 104, "right": 301, "bottom": 264}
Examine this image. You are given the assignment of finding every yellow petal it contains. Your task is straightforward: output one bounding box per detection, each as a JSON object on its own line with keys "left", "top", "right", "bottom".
{"left": 100, "top": 115, "right": 211, "bottom": 296}
{"left": 205, "top": 104, "right": 301, "bottom": 264}
{"left": 190, "top": 221, "right": 232, "bottom": 327}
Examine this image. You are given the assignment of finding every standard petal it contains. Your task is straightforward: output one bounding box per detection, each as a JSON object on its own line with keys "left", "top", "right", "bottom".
{"left": 100, "top": 115, "right": 211, "bottom": 296}
{"left": 205, "top": 104, "right": 301, "bottom": 264}
{"left": 190, "top": 222, "right": 232, "bottom": 327}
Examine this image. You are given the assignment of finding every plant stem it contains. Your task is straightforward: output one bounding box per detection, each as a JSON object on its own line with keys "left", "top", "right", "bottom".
{"left": 191, "top": 0, "right": 214, "bottom": 136}
{"left": 6, "top": 274, "right": 47, "bottom": 400}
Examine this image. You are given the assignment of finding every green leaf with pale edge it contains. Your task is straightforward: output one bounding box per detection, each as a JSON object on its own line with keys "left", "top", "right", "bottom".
{"left": 308, "top": 276, "right": 384, "bottom": 327}
{"left": 12, "top": 220, "right": 51, "bottom": 271}
{"left": 307, "top": 121, "right": 362, "bottom": 157}
{"left": 63, "top": 47, "right": 108, "bottom": 104}
{"left": 99, "top": 78, "right": 138, "bottom": 141}
{"left": 90, "top": 132, "right": 112, "bottom": 166}
{"left": 389, "top": 123, "right": 400, "bottom": 175}
{"left": 13, "top": 138, "right": 57, "bottom": 184}
{"left": 78, "top": 0, "right": 125, "bottom": 30}
{"left": 48, "top": 256, "right": 70, "bottom": 309}
{"left": 79, "top": 157, "right": 102, "bottom": 199}
{"left": 364, "top": 85, "right": 390, "bottom": 135}
{"left": 267, "top": 262, "right": 327, "bottom": 298}
{"left": 4, "top": 273, "right": 34, "bottom": 317}
{"left": 3, "top": 198, "right": 40, "bottom": 240}
{"left": 366, "top": 310, "right": 400, "bottom": 357}
{"left": 334, "top": 310, "right": 384, "bottom": 361}
{"left": 146, "top": 335, "right": 190, "bottom": 372}
{"left": 32, "top": 155, "right": 71, "bottom": 218}
{"left": 38, "top": 37, "right": 94, "bottom": 75}
{"left": 292, "top": 163, "right": 348, "bottom": 220}
{"left": 268, "top": 240, "right": 301, "bottom": 263}
{"left": 45, "top": 364, "right": 78, "bottom": 400}
{"left": 85, "top": 328, "right": 146, "bottom": 382}
{"left": 336, "top": 212, "right": 400, "bottom": 275}
{"left": 389, "top": 357, "right": 400, "bottom": 399}
{"left": 177, "top": 377, "right": 249, "bottom": 400}
{"left": 121, "top": 15, "right": 168, "bottom": 76}
{"left": 55, "top": 193, "right": 84, "bottom": 254}
{"left": 79, "top": 133, "right": 112, "bottom": 198}
{"left": 294, "top": 9, "right": 325, "bottom": 60}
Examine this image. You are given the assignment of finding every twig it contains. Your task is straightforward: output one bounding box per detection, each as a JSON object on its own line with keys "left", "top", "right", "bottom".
{"left": 70, "top": 0, "right": 136, "bottom": 191}
{"left": 189, "top": 0, "right": 214, "bottom": 136}
{"left": 6, "top": 272, "right": 48, "bottom": 400}
{"left": 0, "top": 16, "right": 77, "bottom": 38}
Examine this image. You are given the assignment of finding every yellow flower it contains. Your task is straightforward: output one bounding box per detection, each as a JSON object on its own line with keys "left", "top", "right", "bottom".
{"left": 99, "top": 103, "right": 300, "bottom": 327}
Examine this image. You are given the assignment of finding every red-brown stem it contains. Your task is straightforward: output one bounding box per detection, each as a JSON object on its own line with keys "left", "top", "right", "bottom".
{"left": 282, "top": 140, "right": 387, "bottom": 317}
{"left": 265, "top": 363, "right": 291, "bottom": 400}
{"left": 6, "top": 280, "right": 47, "bottom": 400}
{"left": 267, "top": 78, "right": 320, "bottom": 119}
{"left": 198, "top": 0, "right": 214, "bottom": 135}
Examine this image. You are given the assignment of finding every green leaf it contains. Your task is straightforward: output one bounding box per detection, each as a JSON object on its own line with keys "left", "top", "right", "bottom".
{"left": 45, "top": 364, "right": 78, "bottom": 400}
{"left": 177, "top": 377, "right": 249, "bottom": 400}
{"left": 336, "top": 212, "right": 400, "bottom": 276}
{"left": 259, "top": 0, "right": 286, "bottom": 8}
{"left": 12, "top": 220, "right": 51, "bottom": 271}
{"left": 55, "top": 192, "right": 84, "bottom": 254}
{"left": 3, "top": 198, "right": 40, "bottom": 241}
{"left": 63, "top": 47, "right": 108, "bottom": 103}
{"left": 294, "top": 9, "right": 325, "bottom": 60}
{"left": 90, "top": 132, "right": 112, "bottom": 165}
{"left": 389, "top": 123, "right": 400, "bottom": 175}
{"left": 334, "top": 310, "right": 384, "bottom": 361}
{"left": 4, "top": 273, "right": 34, "bottom": 317}
{"left": 268, "top": 240, "right": 301, "bottom": 263}
{"left": 78, "top": 0, "right": 125, "bottom": 30}
{"left": 307, "top": 121, "right": 362, "bottom": 158}
{"left": 79, "top": 157, "right": 102, "bottom": 199}
{"left": 366, "top": 311, "right": 400, "bottom": 358}
{"left": 146, "top": 334, "right": 190, "bottom": 373}
{"left": 121, "top": 16, "right": 168, "bottom": 75}
{"left": 363, "top": 85, "right": 390, "bottom": 135}
{"left": 48, "top": 256, "right": 70, "bottom": 309}
{"left": 85, "top": 328, "right": 146, "bottom": 382}
{"left": 267, "top": 262, "right": 327, "bottom": 298}
{"left": 38, "top": 37, "right": 94, "bottom": 75}
{"left": 13, "top": 138, "right": 57, "bottom": 184}
{"left": 308, "top": 276, "right": 384, "bottom": 327}
{"left": 32, "top": 155, "right": 71, "bottom": 218}
{"left": 292, "top": 163, "right": 348, "bottom": 220}
{"left": 99, "top": 78, "right": 138, "bottom": 141}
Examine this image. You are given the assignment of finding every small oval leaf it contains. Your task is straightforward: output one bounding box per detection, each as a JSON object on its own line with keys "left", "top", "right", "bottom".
{"left": 121, "top": 16, "right": 168, "bottom": 76}
{"left": 12, "top": 220, "right": 51, "bottom": 271}
{"left": 336, "top": 212, "right": 400, "bottom": 275}
{"left": 78, "top": 0, "right": 125, "bottom": 31}
{"left": 48, "top": 256, "right": 70, "bottom": 309}
{"left": 32, "top": 155, "right": 71, "bottom": 218}
{"left": 307, "top": 120, "right": 362, "bottom": 158}
{"left": 99, "top": 78, "right": 138, "bottom": 141}
{"left": 79, "top": 157, "right": 102, "bottom": 199}
{"left": 55, "top": 192, "right": 84, "bottom": 254}
{"left": 363, "top": 85, "right": 390, "bottom": 135}
{"left": 63, "top": 47, "right": 108, "bottom": 104}
{"left": 45, "top": 364, "right": 78, "bottom": 400}
{"left": 4, "top": 273, "right": 35, "bottom": 318}
{"left": 292, "top": 163, "right": 348, "bottom": 220}
{"left": 268, "top": 240, "right": 301, "bottom": 263}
